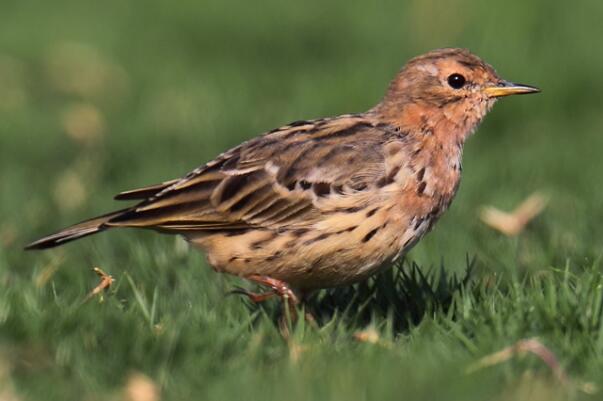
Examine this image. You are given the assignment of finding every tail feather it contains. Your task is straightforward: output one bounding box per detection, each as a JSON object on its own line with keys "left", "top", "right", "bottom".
{"left": 24, "top": 208, "right": 131, "bottom": 250}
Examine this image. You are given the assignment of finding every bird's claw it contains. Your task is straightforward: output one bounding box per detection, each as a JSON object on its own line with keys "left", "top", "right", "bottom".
{"left": 227, "top": 286, "right": 277, "bottom": 303}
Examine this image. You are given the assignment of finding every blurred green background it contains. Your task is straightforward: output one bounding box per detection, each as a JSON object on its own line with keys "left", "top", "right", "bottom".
{"left": 2, "top": 0, "right": 603, "bottom": 400}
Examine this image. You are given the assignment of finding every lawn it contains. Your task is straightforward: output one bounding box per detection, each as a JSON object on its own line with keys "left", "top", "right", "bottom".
{"left": 2, "top": 0, "right": 603, "bottom": 400}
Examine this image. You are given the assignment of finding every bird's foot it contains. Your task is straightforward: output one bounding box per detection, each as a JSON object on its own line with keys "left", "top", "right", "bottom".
{"left": 229, "top": 277, "right": 319, "bottom": 336}
{"left": 246, "top": 274, "right": 300, "bottom": 305}
{"left": 228, "top": 287, "right": 277, "bottom": 303}
{"left": 230, "top": 274, "right": 301, "bottom": 325}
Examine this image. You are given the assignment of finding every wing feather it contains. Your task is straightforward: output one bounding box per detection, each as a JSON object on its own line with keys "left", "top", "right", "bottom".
{"left": 106, "top": 116, "right": 403, "bottom": 232}
{"left": 114, "top": 179, "right": 180, "bottom": 200}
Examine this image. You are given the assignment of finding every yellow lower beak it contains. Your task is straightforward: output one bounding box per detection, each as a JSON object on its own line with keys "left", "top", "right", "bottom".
{"left": 484, "top": 81, "right": 541, "bottom": 98}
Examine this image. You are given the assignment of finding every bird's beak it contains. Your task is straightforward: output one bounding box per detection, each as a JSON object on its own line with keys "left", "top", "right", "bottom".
{"left": 483, "top": 81, "right": 541, "bottom": 98}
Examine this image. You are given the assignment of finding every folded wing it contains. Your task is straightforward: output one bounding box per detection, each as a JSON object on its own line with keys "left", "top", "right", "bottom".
{"left": 106, "top": 116, "right": 395, "bottom": 233}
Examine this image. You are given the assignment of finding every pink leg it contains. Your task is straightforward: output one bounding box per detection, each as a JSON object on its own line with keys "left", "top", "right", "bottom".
{"left": 230, "top": 274, "right": 300, "bottom": 323}
{"left": 247, "top": 274, "right": 300, "bottom": 305}
{"left": 228, "top": 288, "right": 277, "bottom": 303}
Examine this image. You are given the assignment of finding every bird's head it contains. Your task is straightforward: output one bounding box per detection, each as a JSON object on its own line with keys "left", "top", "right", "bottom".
{"left": 375, "top": 48, "right": 540, "bottom": 140}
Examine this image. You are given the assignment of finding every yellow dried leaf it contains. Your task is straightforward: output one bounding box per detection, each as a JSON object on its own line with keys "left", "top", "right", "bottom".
{"left": 480, "top": 192, "right": 548, "bottom": 236}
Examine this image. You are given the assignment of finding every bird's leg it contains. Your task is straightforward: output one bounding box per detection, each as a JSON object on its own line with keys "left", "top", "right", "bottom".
{"left": 230, "top": 275, "right": 310, "bottom": 334}
{"left": 231, "top": 274, "right": 299, "bottom": 320}
{"left": 228, "top": 287, "right": 277, "bottom": 303}
{"left": 246, "top": 274, "right": 300, "bottom": 305}
{"left": 229, "top": 275, "right": 299, "bottom": 304}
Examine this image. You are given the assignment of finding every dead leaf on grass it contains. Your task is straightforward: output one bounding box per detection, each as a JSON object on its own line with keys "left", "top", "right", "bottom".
{"left": 480, "top": 192, "right": 548, "bottom": 236}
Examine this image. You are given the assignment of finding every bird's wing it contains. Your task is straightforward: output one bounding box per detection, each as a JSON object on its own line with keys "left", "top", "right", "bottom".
{"left": 114, "top": 179, "right": 181, "bottom": 200}
{"left": 106, "top": 115, "right": 403, "bottom": 232}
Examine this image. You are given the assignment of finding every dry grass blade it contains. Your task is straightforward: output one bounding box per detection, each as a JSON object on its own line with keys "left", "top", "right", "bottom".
{"left": 466, "top": 338, "right": 597, "bottom": 393}
{"left": 83, "top": 267, "right": 114, "bottom": 302}
{"left": 466, "top": 338, "right": 567, "bottom": 383}
{"left": 480, "top": 192, "right": 548, "bottom": 236}
{"left": 33, "top": 253, "right": 64, "bottom": 288}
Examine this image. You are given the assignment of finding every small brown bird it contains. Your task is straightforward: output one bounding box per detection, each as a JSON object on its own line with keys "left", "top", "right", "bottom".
{"left": 27, "top": 48, "right": 539, "bottom": 308}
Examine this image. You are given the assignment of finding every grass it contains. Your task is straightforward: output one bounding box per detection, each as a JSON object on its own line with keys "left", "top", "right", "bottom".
{"left": 2, "top": 0, "right": 603, "bottom": 399}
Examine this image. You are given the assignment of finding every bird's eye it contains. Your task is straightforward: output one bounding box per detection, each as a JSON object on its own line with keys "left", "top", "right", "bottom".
{"left": 447, "top": 73, "right": 466, "bottom": 89}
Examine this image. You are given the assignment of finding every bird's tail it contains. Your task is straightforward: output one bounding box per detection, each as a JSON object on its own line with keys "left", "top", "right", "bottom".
{"left": 24, "top": 208, "right": 131, "bottom": 250}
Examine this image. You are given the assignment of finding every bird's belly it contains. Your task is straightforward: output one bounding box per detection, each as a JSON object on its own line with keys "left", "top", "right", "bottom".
{"left": 187, "top": 210, "right": 440, "bottom": 290}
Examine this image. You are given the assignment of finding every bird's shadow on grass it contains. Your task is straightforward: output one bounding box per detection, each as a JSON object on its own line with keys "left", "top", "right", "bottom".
{"left": 244, "top": 258, "right": 475, "bottom": 334}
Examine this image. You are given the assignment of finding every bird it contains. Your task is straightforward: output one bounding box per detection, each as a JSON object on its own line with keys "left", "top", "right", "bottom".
{"left": 26, "top": 48, "right": 539, "bottom": 310}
